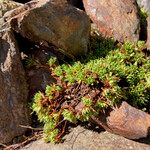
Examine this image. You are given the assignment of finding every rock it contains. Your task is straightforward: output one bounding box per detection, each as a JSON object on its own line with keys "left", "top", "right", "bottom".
{"left": 0, "top": 29, "right": 30, "bottom": 143}
{"left": 137, "top": 0, "right": 150, "bottom": 11}
{"left": 83, "top": 0, "right": 140, "bottom": 42}
{"left": 27, "top": 67, "right": 56, "bottom": 97}
{"left": 92, "top": 101, "right": 150, "bottom": 140}
{"left": 147, "top": 15, "right": 150, "bottom": 50}
{"left": 22, "top": 43, "right": 57, "bottom": 98}
{"left": 0, "top": 0, "right": 22, "bottom": 18}
{"left": 20, "top": 126, "right": 150, "bottom": 150}
{"left": 3, "top": 0, "right": 90, "bottom": 58}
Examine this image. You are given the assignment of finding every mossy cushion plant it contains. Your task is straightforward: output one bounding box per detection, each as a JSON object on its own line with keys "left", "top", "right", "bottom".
{"left": 32, "top": 39, "right": 150, "bottom": 143}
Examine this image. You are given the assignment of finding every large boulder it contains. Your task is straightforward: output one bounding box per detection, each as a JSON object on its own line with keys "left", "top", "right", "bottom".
{"left": 83, "top": 0, "right": 140, "bottom": 42}
{"left": 0, "top": 29, "right": 30, "bottom": 143}
{"left": 3, "top": 0, "right": 90, "bottom": 58}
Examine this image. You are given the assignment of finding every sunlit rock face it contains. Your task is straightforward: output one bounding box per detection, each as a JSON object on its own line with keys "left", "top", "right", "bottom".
{"left": 83, "top": 0, "right": 140, "bottom": 42}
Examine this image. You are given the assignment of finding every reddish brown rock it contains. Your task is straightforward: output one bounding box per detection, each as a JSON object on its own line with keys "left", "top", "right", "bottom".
{"left": 83, "top": 0, "right": 140, "bottom": 42}
{"left": 92, "top": 101, "right": 150, "bottom": 139}
{"left": 0, "top": 29, "right": 30, "bottom": 143}
{"left": 3, "top": 0, "right": 90, "bottom": 58}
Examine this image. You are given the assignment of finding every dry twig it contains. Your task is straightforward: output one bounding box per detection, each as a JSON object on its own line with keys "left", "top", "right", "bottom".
{"left": 1, "top": 131, "right": 43, "bottom": 150}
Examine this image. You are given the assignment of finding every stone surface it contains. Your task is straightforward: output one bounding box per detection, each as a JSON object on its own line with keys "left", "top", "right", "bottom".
{"left": 3, "top": 0, "right": 90, "bottom": 57}
{"left": 22, "top": 44, "right": 57, "bottom": 97}
{"left": 147, "top": 15, "right": 150, "bottom": 50}
{"left": 20, "top": 126, "right": 150, "bottom": 150}
{"left": 0, "top": 29, "right": 29, "bottom": 143}
{"left": 83, "top": 0, "right": 140, "bottom": 42}
{"left": 27, "top": 67, "right": 56, "bottom": 97}
{"left": 0, "top": 0, "right": 22, "bottom": 18}
{"left": 92, "top": 101, "right": 150, "bottom": 140}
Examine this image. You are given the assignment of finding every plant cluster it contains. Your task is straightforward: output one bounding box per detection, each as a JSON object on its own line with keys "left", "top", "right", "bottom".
{"left": 32, "top": 39, "right": 150, "bottom": 143}
{"left": 139, "top": 8, "right": 148, "bottom": 25}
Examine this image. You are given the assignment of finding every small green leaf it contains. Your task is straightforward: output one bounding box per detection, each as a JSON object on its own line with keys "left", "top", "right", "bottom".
{"left": 81, "top": 97, "right": 93, "bottom": 106}
{"left": 62, "top": 109, "right": 77, "bottom": 123}
{"left": 48, "top": 57, "right": 57, "bottom": 67}
{"left": 96, "top": 101, "right": 107, "bottom": 109}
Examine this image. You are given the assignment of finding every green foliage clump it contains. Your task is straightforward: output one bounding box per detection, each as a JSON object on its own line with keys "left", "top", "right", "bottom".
{"left": 81, "top": 97, "right": 93, "bottom": 106}
{"left": 32, "top": 39, "right": 150, "bottom": 143}
{"left": 139, "top": 8, "right": 148, "bottom": 24}
{"left": 32, "top": 84, "right": 101, "bottom": 142}
{"left": 62, "top": 109, "right": 77, "bottom": 123}
{"left": 47, "top": 57, "right": 57, "bottom": 67}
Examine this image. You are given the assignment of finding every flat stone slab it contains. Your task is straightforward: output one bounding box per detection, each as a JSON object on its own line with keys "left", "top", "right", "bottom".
{"left": 20, "top": 126, "right": 150, "bottom": 150}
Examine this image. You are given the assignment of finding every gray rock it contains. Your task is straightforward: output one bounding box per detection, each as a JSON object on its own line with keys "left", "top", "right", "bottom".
{"left": 20, "top": 126, "right": 150, "bottom": 150}
{"left": 0, "top": 29, "right": 30, "bottom": 143}
{"left": 4, "top": 0, "right": 90, "bottom": 58}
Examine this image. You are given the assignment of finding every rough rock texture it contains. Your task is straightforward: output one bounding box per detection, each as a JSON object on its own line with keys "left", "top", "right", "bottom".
{"left": 0, "top": 0, "right": 22, "bottom": 18}
{"left": 147, "top": 15, "right": 150, "bottom": 50}
{"left": 137, "top": 0, "right": 150, "bottom": 11}
{"left": 20, "top": 126, "right": 150, "bottom": 150}
{"left": 83, "top": 0, "right": 140, "bottom": 42}
{"left": 92, "top": 101, "right": 150, "bottom": 140}
{"left": 3, "top": 0, "right": 90, "bottom": 57}
{"left": 0, "top": 29, "right": 29, "bottom": 143}
{"left": 22, "top": 44, "right": 57, "bottom": 97}
{"left": 27, "top": 67, "right": 56, "bottom": 97}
